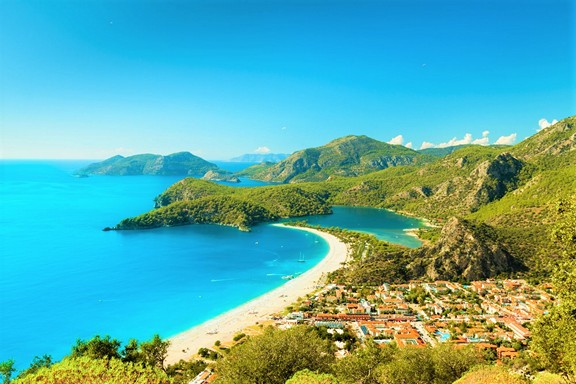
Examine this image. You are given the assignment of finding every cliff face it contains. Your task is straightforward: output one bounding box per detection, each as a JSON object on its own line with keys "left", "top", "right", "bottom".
{"left": 383, "top": 151, "right": 526, "bottom": 216}
{"left": 409, "top": 217, "right": 521, "bottom": 281}
{"left": 465, "top": 152, "right": 524, "bottom": 211}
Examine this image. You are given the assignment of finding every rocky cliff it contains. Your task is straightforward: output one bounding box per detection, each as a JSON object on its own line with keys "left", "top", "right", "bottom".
{"left": 408, "top": 217, "right": 521, "bottom": 281}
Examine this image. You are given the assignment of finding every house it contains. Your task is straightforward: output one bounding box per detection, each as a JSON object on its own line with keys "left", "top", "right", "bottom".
{"left": 497, "top": 346, "right": 518, "bottom": 360}
{"left": 190, "top": 369, "right": 216, "bottom": 384}
{"left": 394, "top": 328, "right": 426, "bottom": 348}
{"left": 502, "top": 317, "right": 531, "bottom": 340}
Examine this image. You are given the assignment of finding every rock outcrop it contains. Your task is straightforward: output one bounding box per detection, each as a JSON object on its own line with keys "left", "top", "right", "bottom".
{"left": 408, "top": 217, "right": 521, "bottom": 281}
{"left": 201, "top": 170, "right": 240, "bottom": 183}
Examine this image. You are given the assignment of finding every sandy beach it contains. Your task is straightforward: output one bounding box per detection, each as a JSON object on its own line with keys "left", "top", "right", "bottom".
{"left": 166, "top": 224, "right": 349, "bottom": 365}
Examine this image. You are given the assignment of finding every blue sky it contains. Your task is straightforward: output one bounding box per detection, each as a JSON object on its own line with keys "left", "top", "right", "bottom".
{"left": 0, "top": 0, "right": 574, "bottom": 160}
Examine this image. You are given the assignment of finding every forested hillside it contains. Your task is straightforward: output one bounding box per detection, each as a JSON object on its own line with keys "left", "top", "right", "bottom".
{"left": 239, "top": 135, "right": 430, "bottom": 183}
{"left": 116, "top": 116, "right": 575, "bottom": 279}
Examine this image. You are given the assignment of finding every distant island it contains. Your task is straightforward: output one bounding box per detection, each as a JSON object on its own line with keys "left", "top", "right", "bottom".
{"left": 75, "top": 152, "right": 219, "bottom": 176}
{"left": 229, "top": 153, "right": 289, "bottom": 163}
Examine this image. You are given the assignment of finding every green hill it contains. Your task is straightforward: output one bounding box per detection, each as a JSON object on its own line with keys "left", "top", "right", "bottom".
{"left": 241, "top": 135, "right": 429, "bottom": 183}
{"left": 115, "top": 116, "right": 575, "bottom": 279}
{"left": 76, "top": 151, "right": 219, "bottom": 176}
{"left": 115, "top": 179, "right": 331, "bottom": 231}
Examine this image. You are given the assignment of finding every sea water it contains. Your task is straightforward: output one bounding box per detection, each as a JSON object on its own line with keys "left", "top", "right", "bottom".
{"left": 285, "top": 206, "right": 423, "bottom": 248}
{"left": 0, "top": 160, "right": 420, "bottom": 368}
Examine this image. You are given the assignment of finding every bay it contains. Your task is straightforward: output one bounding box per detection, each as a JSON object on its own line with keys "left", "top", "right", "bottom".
{"left": 0, "top": 160, "right": 420, "bottom": 368}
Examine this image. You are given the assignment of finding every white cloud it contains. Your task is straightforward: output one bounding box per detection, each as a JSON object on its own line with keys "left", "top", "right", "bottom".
{"left": 254, "top": 146, "right": 271, "bottom": 154}
{"left": 494, "top": 133, "right": 517, "bottom": 145}
{"left": 436, "top": 133, "right": 473, "bottom": 148}
{"left": 538, "top": 118, "right": 558, "bottom": 131}
{"left": 405, "top": 142, "right": 413, "bottom": 149}
{"left": 388, "top": 135, "right": 404, "bottom": 145}
{"left": 420, "top": 141, "right": 435, "bottom": 150}
{"left": 472, "top": 135, "right": 490, "bottom": 145}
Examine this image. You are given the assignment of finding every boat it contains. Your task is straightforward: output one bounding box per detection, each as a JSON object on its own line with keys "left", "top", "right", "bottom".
{"left": 297, "top": 253, "right": 306, "bottom": 263}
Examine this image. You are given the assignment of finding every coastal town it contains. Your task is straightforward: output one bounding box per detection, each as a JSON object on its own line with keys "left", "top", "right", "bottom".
{"left": 189, "top": 278, "right": 553, "bottom": 383}
{"left": 286, "top": 279, "right": 550, "bottom": 350}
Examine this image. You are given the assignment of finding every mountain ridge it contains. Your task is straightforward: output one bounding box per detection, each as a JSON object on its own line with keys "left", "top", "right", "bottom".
{"left": 241, "top": 135, "right": 430, "bottom": 183}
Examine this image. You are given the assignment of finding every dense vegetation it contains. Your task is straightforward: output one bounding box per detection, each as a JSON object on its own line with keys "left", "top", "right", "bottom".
{"left": 1, "top": 334, "right": 206, "bottom": 384}
{"left": 531, "top": 195, "right": 576, "bottom": 382}
{"left": 116, "top": 180, "right": 331, "bottom": 231}
{"left": 216, "top": 326, "right": 335, "bottom": 384}
{"left": 214, "top": 327, "right": 486, "bottom": 384}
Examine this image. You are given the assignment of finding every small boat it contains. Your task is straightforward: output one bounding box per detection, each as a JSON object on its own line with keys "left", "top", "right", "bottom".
{"left": 207, "top": 329, "right": 218, "bottom": 335}
{"left": 297, "top": 253, "right": 306, "bottom": 263}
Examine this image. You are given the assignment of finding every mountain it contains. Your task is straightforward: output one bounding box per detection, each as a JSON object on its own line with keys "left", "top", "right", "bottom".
{"left": 328, "top": 116, "right": 575, "bottom": 273}
{"left": 242, "top": 135, "right": 429, "bottom": 183}
{"left": 229, "top": 153, "right": 290, "bottom": 163}
{"left": 408, "top": 217, "right": 523, "bottom": 281}
{"left": 115, "top": 115, "right": 575, "bottom": 279}
{"left": 76, "top": 152, "right": 219, "bottom": 176}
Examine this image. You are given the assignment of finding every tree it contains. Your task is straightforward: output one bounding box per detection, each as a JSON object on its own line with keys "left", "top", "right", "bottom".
{"left": 0, "top": 360, "right": 15, "bottom": 384}
{"left": 70, "top": 335, "right": 121, "bottom": 360}
{"left": 286, "top": 369, "right": 342, "bottom": 384}
{"left": 430, "top": 344, "right": 483, "bottom": 383}
{"left": 378, "top": 348, "right": 436, "bottom": 384}
{"left": 16, "top": 355, "right": 52, "bottom": 379}
{"left": 216, "top": 326, "right": 334, "bottom": 384}
{"left": 13, "top": 356, "right": 170, "bottom": 384}
{"left": 531, "top": 197, "right": 576, "bottom": 381}
{"left": 377, "top": 345, "right": 481, "bottom": 384}
{"left": 140, "top": 334, "right": 170, "bottom": 371}
{"left": 121, "top": 339, "right": 143, "bottom": 364}
{"left": 333, "top": 341, "right": 396, "bottom": 384}
{"left": 165, "top": 359, "right": 207, "bottom": 384}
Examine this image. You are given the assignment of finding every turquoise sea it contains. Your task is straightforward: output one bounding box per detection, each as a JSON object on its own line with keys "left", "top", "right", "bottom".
{"left": 0, "top": 160, "right": 421, "bottom": 369}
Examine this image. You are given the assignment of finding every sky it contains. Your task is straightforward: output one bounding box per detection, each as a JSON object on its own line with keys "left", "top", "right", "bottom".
{"left": 0, "top": 0, "right": 574, "bottom": 160}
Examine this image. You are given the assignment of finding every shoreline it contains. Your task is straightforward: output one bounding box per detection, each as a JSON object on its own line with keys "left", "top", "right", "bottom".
{"left": 165, "top": 224, "right": 349, "bottom": 365}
